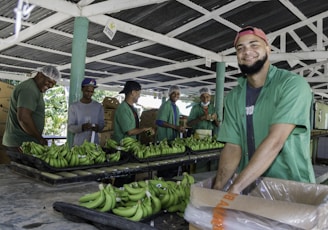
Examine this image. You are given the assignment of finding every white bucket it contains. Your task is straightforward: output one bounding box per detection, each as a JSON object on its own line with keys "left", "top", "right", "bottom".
{"left": 195, "top": 129, "right": 212, "bottom": 139}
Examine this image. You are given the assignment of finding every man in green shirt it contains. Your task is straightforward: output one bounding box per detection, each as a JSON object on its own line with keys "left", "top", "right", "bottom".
{"left": 213, "top": 26, "right": 315, "bottom": 194}
{"left": 3, "top": 66, "right": 61, "bottom": 150}
{"left": 112, "top": 81, "right": 154, "bottom": 143}
{"left": 155, "top": 85, "right": 186, "bottom": 142}
{"left": 187, "top": 87, "right": 220, "bottom": 134}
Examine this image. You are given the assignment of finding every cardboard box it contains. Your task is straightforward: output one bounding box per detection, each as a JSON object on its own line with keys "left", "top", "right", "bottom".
{"left": 0, "top": 97, "right": 10, "bottom": 109}
{"left": 185, "top": 176, "right": 328, "bottom": 230}
{"left": 139, "top": 109, "right": 157, "bottom": 144}
{"left": 179, "top": 115, "right": 189, "bottom": 127}
{"left": 0, "top": 107, "right": 9, "bottom": 122}
{"left": 104, "top": 108, "right": 116, "bottom": 121}
{"left": 0, "top": 122, "right": 5, "bottom": 135}
{"left": 99, "top": 130, "right": 113, "bottom": 147}
{"left": 0, "top": 144, "right": 10, "bottom": 164}
{"left": 0, "top": 81, "right": 14, "bottom": 98}
{"left": 102, "top": 97, "right": 120, "bottom": 109}
{"left": 103, "top": 119, "right": 113, "bottom": 131}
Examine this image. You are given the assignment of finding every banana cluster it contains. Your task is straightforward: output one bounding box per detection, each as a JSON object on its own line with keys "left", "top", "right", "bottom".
{"left": 172, "top": 135, "right": 224, "bottom": 151}
{"left": 77, "top": 172, "right": 195, "bottom": 221}
{"left": 79, "top": 183, "right": 116, "bottom": 212}
{"left": 105, "top": 138, "right": 119, "bottom": 150}
{"left": 105, "top": 137, "right": 186, "bottom": 159}
{"left": 21, "top": 140, "right": 107, "bottom": 168}
{"left": 108, "top": 150, "right": 121, "bottom": 163}
{"left": 149, "top": 174, "right": 193, "bottom": 214}
{"left": 111, "top": 181, "right": 162, "bottom": 221}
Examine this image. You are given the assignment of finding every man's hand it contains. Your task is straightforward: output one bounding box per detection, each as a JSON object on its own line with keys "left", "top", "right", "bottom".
{"left": 82, "top": 123, "right": 93, "bottom": 131}
{"left": 38, "top": 137, "right": 48, "bottom": 146}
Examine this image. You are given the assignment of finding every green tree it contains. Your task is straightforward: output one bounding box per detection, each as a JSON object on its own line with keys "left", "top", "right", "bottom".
{"left": 44, "top": 85, "right": 68, "bottom": 136}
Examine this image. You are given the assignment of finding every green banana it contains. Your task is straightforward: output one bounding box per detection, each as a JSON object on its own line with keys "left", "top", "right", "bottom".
{"left": 79, "top": 190, "right": 102, "bottom": 203}
{"left": 80, "top": 184, "right": 106, "bottom": 209}
{"left": 109, "top": 151, "right": 121, "bottom": 162}
{"left": 99, "top": 187, "right": 113, "bottom": 212}
{"left": 105, "top": 138, "right": 119, "bottom": 149}
{"left": 187, "top": 174, "right": 195, "bottom": 184}
{"left": 127, "top": 201, "right": 143, "bottom": 222}
{"left": 149, "top": 179, "right": 168, "bottom": 189}
{"left": 124, "top": 184, "right": 145, "bottom": 195}
{"left": 137, "top": 180, "right": 148, "bottom": 188}
{"left": 167, "top": 200, "right": 187, "bottom": 213}
{"left": 122, "top": 200, "right": 138, "bottom": 207}
{"left": 106, "top": 184, "right": 117, "bottom": 209}
{"left": 150, "top": 193, "right": 161, "bottom": 214}
{"left": 112, "top": 204, "right": 138, "bottom": 217}
{"left": 159, "top": 190, "right": 170, "bottom": 208}
{"left": 140, "top": 202, "right": 148, "bottom": 218}
{"left": 142, "top": 196, "right": 152, "bottom": 217}
{"left": 128, "top": 188, "right": 146, "bottom": 201}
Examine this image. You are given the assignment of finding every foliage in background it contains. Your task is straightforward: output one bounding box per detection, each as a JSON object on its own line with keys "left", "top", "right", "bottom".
{"left": 44, "top": 86, "right": 68, "bottom": 136}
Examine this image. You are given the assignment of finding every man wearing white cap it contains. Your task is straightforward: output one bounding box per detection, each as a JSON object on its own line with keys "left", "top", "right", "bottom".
{"left": 187, "top": 87, "right": 220, "bottom": 133}
{"left": 68, "top": 78, "right": 105, "bottom": 146}
{"left": 3, "top": 65, "right": 61, "bottom": 149}
{"left": 155, "top": 85, "right": 186, "bottom": 142}
{"left": 213, "top": 26, "right": 315, "bottom": 194}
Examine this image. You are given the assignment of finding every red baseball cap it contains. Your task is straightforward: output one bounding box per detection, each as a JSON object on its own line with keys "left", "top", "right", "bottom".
{"left": 233, "top": 26, "right": 268, "bottom": 47}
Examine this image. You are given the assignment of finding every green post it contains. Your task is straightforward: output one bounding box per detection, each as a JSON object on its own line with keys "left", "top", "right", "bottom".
{"left": 67, "top": 17, "right": 89, "bottom": 147}
{"left": 215, "top": 62, "right": 225, "bottom": 138}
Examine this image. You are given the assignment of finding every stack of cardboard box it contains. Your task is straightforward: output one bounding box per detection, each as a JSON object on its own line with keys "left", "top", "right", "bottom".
{"left": 99, "top": 97, "right": 119, "bottom": 146}
{"left": 0, "top": 81, "right": 14, "bottom": 163}
{"left": 139, "top": 109, "right": 158, "bottom": 144}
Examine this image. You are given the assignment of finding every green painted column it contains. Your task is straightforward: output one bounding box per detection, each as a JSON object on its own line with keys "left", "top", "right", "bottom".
{"left": 214, "top": 62, "right": 225, "bottom": 138}
{"left": 67, "top": 17, "right": 89, "bottom": 147}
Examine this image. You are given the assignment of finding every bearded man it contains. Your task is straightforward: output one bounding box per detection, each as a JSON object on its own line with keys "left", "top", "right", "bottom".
{"left": 213, "top": 26, "right": 315, "bottom": 194}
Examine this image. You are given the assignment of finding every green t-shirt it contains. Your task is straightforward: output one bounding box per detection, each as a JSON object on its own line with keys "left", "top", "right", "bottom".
{"left": 156, "top": 100, "right": 180, "bottom": 142}
{"left": 187, "top": 103, "right": 217, "bottom": 131}
{"left": 219, "top": 65, "right": 315, "bottom": 183}
{"left": 112, "top": 101, "right": 137, "bottom": 143}
{"left": 3, "top": 79, "right": 45, "bottom": 147}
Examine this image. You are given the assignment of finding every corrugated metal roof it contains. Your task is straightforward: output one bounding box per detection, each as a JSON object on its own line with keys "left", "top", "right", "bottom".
{"left": 0, "top": 0, "right": 328, "bottom": 101}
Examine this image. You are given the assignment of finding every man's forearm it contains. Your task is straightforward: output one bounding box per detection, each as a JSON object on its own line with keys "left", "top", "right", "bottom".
{"left": 213, "top": 144, "right": 241, "bottom": 190}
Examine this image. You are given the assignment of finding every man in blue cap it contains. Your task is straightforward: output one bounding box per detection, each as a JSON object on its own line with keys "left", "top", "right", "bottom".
{"left": 68, "top": 78, "right": 105, "bottom": 146}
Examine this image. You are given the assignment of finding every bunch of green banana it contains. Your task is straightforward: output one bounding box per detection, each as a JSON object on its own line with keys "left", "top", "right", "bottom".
{"left": 120, "top": 137, "right": 140, "bottom": 152}
{"left": 21, "top": 141, "right": 47, "bottom": 157}
{"left": 79, "top": 183, "right": 117, "bottom": 212}
{"left": 80, "top": 140, "right": 107, "bottom": 164}
{"left": 172, "top": 135, "right": 224, "bottom": 151}
{"left": 105, "top": 138, "right": 119, "bottom": 150}
{"left": 108, "top": 150, "right": 121, "bottom": 163}
{"left": 112, "top": 200, "right": 144, "bottom": 221}
{"left": 77, "top": 173, "right": 195, "bottom": 220}
{"left": 181, "top": 171, "right": 195, "bottom": 185}
{"left": 66, "top": 141, "right": 107, "bottom": 167}
{"left": 21, "top": 142, "right": 70, "bottom": 168}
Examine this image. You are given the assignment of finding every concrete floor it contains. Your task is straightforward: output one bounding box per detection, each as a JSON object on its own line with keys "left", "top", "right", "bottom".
{"left": 1, "top": 163, "right": 328, "bottom": 230}
{"left": 0, "top": 165, "right": 99, "bottom": 230}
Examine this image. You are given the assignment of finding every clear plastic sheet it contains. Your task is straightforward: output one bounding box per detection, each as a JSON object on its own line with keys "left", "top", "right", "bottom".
{"left": 184, "top": 204, "right": 302, "bottom": 230}
{"left": 185, "top": 176, "right": 328, "bottom": 230}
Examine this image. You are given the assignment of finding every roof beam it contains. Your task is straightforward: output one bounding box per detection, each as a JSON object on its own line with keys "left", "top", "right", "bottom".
{"left": 89, "top": 15, "right": 223, "bottom": 63}
{"left": 0, "top": 12, "right": 71, "bottom": 50}
{"left": 29, "top": 0, "right": 80, "bottom": 16}
{"left": 82, "top": 0, "right": 170, "bottom": 17}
